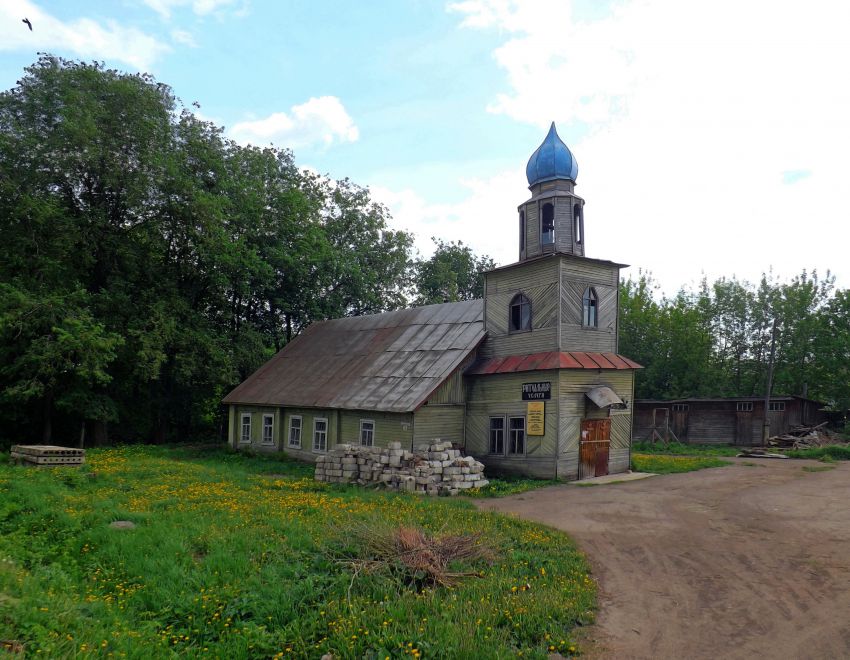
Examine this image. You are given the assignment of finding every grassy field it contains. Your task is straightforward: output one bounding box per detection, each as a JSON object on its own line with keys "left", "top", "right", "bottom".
{"left": 0, "top": 446, "right": 595, "bottom": 659}
{"left": 631, "top": 441, "right": 741, "bottom": 457}
{"left": 631, "top": 453, "right": 730, "bottom": 474}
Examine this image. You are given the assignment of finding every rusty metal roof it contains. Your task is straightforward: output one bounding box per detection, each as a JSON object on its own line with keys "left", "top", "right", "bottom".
{"left": 223, "top": 300, "right": 485, "bottom": 413}
{"left": 466, "top": 351, "right": 642, "bottom": 375}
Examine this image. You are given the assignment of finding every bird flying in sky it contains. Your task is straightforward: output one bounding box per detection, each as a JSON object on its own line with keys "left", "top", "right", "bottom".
{"left": 22, "top": 18, "right": 32, "bottom": 31}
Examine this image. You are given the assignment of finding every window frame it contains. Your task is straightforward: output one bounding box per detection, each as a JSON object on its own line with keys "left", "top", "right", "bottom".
{"left": 261, "top": 413, "right": 275, "bottom": 445}
{"left": 488, "top": 416, "right": 506, "bottom": 455}
{"left": 288, "top": 415, "right": 303, "bottom": 449}
{"left": 541, "top": 202, "right": 555, "bottom": 246}
{"left": 736, "top": 402, "right": 753, "bottom": 413}
{"left": 672, "top": 403, "right": 689, "bottom": 412}
{"left": 508, "top": 416, "right": 526, "bottom": 456}
{"left": 313, "top": 417, "right": 328, "bottom": 453}
{"left": 240, "top": 413, "right": 252, "bottom": 444}
{"left": 359, "top": 419, "right": 375, "bottom": 447}
{"left": 574, "top": 203, "right": 583, "bottom": 244}
{"left": 509, "top": 293, "right": 532, "bottom": 333}
{"left": 582, "top": 287, "right": 598, "bottom": 328}
{"left": 519, "top": 210, "right": 526, "bottom": 252}
{"left": 769, "top": 401, "right": 786, "bottom": 412}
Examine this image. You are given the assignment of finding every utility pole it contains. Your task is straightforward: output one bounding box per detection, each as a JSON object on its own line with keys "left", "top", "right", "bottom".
{"left": 762, "top": 317, "right": 779, "bottom": 446}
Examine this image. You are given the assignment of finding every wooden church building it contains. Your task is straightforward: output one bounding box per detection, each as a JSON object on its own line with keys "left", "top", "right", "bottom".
{"left": 223, "top": 124, "right": 641, "bottom": 480}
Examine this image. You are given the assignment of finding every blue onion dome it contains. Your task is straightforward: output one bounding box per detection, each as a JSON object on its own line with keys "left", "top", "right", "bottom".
{"left": 526, "top": 122, "right": 578, "bottom": 186}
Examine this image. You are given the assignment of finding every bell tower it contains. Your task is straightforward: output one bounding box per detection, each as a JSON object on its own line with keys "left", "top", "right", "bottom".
{"left": 518, "top": 122, "right": 585, "bottom": 261}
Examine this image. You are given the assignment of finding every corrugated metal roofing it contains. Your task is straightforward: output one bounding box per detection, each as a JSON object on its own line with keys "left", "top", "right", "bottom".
{"left": 466, "top": 351, "right": 642, "bottom": 375}
{"left": 223, "top": 300, "right": 485, "bottom": 413}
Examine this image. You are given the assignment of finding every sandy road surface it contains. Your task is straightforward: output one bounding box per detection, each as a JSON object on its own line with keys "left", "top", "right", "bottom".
{"left": 478, "top": 459, "right": 850, "bottom": 659}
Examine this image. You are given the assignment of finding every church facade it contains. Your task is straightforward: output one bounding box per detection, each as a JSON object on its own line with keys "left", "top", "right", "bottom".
{"left": 223, "top": 124, "right": 640, "bottom": 480}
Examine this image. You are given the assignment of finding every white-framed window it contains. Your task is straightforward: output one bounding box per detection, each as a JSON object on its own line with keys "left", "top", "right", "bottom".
{"left": 736, "top": 402, "right": 753, "bottom": 412}
{"left": 288, "top": 415, "right": 302, "bottom": 448}
{"left": 769, "top": 401, "right": 786, "bottom": 412}
{"left": 508, "top": 416, "right": 526, "bottom": 455}
{"left": 489, "top": 416, "right": 505, "bottom": 455}
{"left": 360, "top": 419, "right": 374, "bottom": 447}
{"left": 262, "top": 414, "right": 274, "bottom": 445}
{"left": 313, "top": 418, "right": 328, "bottom": 452}
{"left": 240, "top": 413, "right": 252, "bottom": 444}
{"left": 672, "top": 403, "right": 689, "bottom": 412}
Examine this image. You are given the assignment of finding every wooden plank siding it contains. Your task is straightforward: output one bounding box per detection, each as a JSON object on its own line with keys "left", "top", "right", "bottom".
{"left": 559, "top": 257, "right": 620, "bottom": 354}
{"left": 230, "top": 404, "right": 282, "bottom": 453}
{"left": 425, "top": 353, "right": 475, "bottom": 405}
{"left": 482, "top": 258, "right": 560, "bottom": 359}
{"left": 279, "top": 408, "right": 340, "bottom": 462}
{"left": 556, "top": 370, "right": 634, "bottom": 480}
{"left": 413, "top": 405, "right": 465, "bottom": 447}
{"left": 339, "top": 410, "right": 413, "bottom": 449}
{"left": 465, "top": 370, "right": 560, "bottom": 479}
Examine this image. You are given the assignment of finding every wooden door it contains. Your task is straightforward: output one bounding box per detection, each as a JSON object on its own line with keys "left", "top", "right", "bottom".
{"left": 580, "top": 419, "right": 611, "bottom": 478}
{"left": 672, "top": 408, "right": 688, "bottom": 441}
{"left": 735, "top": 411, "right": 753, "bottom": 446}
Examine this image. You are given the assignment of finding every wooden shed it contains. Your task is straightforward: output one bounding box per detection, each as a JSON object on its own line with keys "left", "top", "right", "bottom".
{"left": 223, "top": 123, "right": 641, "bottom": 479}
{"left": 632, "top": 396, "right": 828, "bottom": 446}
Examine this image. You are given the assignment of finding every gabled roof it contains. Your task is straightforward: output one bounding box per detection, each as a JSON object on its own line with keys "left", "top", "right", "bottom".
{"left": 223, "top": 300, "right": 485, "bottom": 413}
{"left": 466, "top": 351, "right": 642, "bottom": 375}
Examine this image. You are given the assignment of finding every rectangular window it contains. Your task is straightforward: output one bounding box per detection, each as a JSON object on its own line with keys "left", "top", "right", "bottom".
{"left": 489, "top": 417, "right": 505, "bottom": 454}
{"left": 508, "top": 416, "right": 526, "bottom": 455}
{"left": 360, "top": 420, "right": 374, "bottom": 447}
{"left": 262, "top": 414, "right": 274, "bottom": 445}
{"left": 240, "top": 413, "right": 251, "bottom": 443}
{"left": 672, "top": 404, "right": 689, "bottom": 412}
{"left": 313, "top": 418, "right": 328, "bottom": 452}
{"left": 541, "top": 203, "right": 555, "bottom": 245}
{"left": 288, "top": 415, "right": 302, "bottom": 448}
{"left": 736, "top": 402, "right": 753, "bottom": 412}
{"left": 769, "top": 401, "right": 786, "bottom": 412}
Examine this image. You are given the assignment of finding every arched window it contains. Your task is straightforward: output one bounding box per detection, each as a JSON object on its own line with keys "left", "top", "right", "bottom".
{"left": 582, "top": 287, "right": 598, "bottom": 327}
{"left": 573, "top": 203, "right": 582, "bottom": 244}
{"left": 519, "top": 210, "right": 526, "bottom": 252}
{"left": 541, "top": 203, "right": 554, "bottom": 245}
{"left": 509, "top": 293, "right": 531, "bottom": 332}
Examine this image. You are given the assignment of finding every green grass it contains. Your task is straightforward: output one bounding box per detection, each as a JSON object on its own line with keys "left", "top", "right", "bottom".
{"left": 0, "top": 445, "right": 594, "bottom": 659}
{"left": 631, "top": 441, "right": 741, "bottom": 457}
{"left": 630, "top": 453, "right": 731, "bottom": 474}
{"left": 786, "top": 445, "right": 850, "bottom": 461}
{"left": 463, "top": 476, "right": 562, "bottom": 498}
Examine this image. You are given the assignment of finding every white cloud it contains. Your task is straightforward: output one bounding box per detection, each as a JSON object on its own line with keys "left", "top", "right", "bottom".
{"left": 170, "top": 29, "right": 197, "bottom": 47}
{"left": 443, "top": 0, "right": 850, "bottom": 293}
{"left": 143, "top": 0, "right": 243, "bottom": 20}
{"left": 371, "top": 169, "right": 528, "bottom": 262}
{"left": 0, "top": 0, "right": 169, "bottom": 70}
{"left": 230, "top": 96, "right": 359, "bottom": 150}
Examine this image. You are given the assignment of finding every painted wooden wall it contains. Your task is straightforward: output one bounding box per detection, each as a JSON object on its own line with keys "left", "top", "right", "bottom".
{"left": 559, "top": 256, "right": 620, "bottom": 354}
{"left": 230, "top": 404, "right": 282, "bottom": 453}
{"left": 556, "top": 370, "right": 634, "bottom": 479}
{"left": 280, "top": 408, "right": 340, "bottom": 462}
{"left": 465, "top": 370, "right": 560, "bottom": 479}
{"left": 413, "top": 405, "right": 465, "bottom": 447}
{"left": 338, "top": 410, "right": 414, "bottom": 449}
{"left": 482, "top": 258, "right": 559, "bottom": 359}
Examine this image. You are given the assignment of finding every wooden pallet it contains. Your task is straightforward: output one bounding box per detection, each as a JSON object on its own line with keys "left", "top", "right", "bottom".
{"left": 10, "top": 445, "right": 85, "bottom": 466}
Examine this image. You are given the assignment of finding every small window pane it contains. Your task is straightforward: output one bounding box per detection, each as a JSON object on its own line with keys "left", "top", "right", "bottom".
{"left": 313, "top": 418, "right": 328, "bottom": 452}
{"left": 360, "top": 420, "right": 374, "bottom": 447}
{"left": 240, "top": 414, "right": 251, "bottom": 443}
{"left": 510, "top": 294, "right": 531, "bottom": 332}
{"left": 489, "top": 417, "right": 505, "bottom": 454}
{"left": 574, "top": 204, "right": 582, "bottom": 244}
{"left": 508, "top": 417, "right": 525, "bottom": 455}
{"left": 262, "top": 415, "right": 274, "bottom": 445}
{"left": 289, "top": 416, "right": 302, "bottom": 448}
{"left": 583, "top": 288, "right": 598, "bottom": 328}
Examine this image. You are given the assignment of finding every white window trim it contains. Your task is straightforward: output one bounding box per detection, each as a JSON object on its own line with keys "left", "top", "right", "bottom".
{"left": 769, "top": 401, "right": 786, "bottom": 412}
{"left": 261, "top": 414, "right": 275, "bottom": 445}
{"left": 288, "top": 415, "right": 302, "bottom": 449}
{"left": 313, "top": 417, "right": 328, "bottom": 453}
{"left": 488, "top": 415, "right": 506, "bottom": 456}
{"left": 359, "top": 419, "right": 375, "bottom": 447}
{"left": 737, "top": 402, "right": 753, "bottom": 412}
{"left": 240, "top": 413, "right": 252, "bottom": 444}
{"left": 507, "top": 416, "right": 527, "bottom": 456}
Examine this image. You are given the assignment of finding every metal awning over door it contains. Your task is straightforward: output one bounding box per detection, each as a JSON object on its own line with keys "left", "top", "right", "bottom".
{"left": 585, "top": 386, "right": 626, "bottom": 409}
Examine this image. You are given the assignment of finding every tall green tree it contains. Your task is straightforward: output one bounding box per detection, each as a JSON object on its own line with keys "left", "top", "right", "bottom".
{"left": 413, "top": 238, "right": 496, "bottom": 305}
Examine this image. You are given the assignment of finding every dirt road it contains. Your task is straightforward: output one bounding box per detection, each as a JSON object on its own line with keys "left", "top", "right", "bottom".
{"left": 478, "top": 459, "right": 850, "bottom": 659}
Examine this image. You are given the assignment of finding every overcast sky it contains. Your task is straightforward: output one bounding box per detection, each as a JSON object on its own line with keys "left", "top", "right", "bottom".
{"left": 1, "top": 0, "right": 847, "bottom": 295}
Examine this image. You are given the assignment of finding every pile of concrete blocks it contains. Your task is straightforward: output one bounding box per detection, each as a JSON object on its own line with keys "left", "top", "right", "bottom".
{"left": 314, "top": 440, "right": 488, "bottom": 496}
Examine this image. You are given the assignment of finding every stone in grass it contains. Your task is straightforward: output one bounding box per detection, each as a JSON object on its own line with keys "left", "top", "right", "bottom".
{"left": 109, "top": 520, "right": 136, "bottom": 530}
